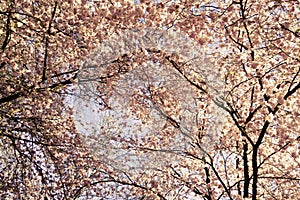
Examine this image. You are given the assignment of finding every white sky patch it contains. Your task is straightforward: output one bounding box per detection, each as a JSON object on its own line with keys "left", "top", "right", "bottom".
{"left": 73, "top": 28, "right": 226, "bottom": 171}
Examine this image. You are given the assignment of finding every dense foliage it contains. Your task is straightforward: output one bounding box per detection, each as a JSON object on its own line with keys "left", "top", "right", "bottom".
{"left": 1, "top": 0, "right": 299, "bottom": 199}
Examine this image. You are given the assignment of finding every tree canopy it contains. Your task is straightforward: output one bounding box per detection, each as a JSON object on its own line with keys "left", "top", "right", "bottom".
{"left": 1, "top": 0, "right": 299, "bottom": 199}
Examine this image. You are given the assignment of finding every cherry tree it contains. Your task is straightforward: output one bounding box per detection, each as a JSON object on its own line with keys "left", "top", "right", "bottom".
{"left": 1, "top": 0, "right": 300, "bottom": 199}
{"left": 0, "top": 0, "right": 114, "bottom": 199}
{"left": 76, "top": 0, "right": 300, "bottom": 199}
